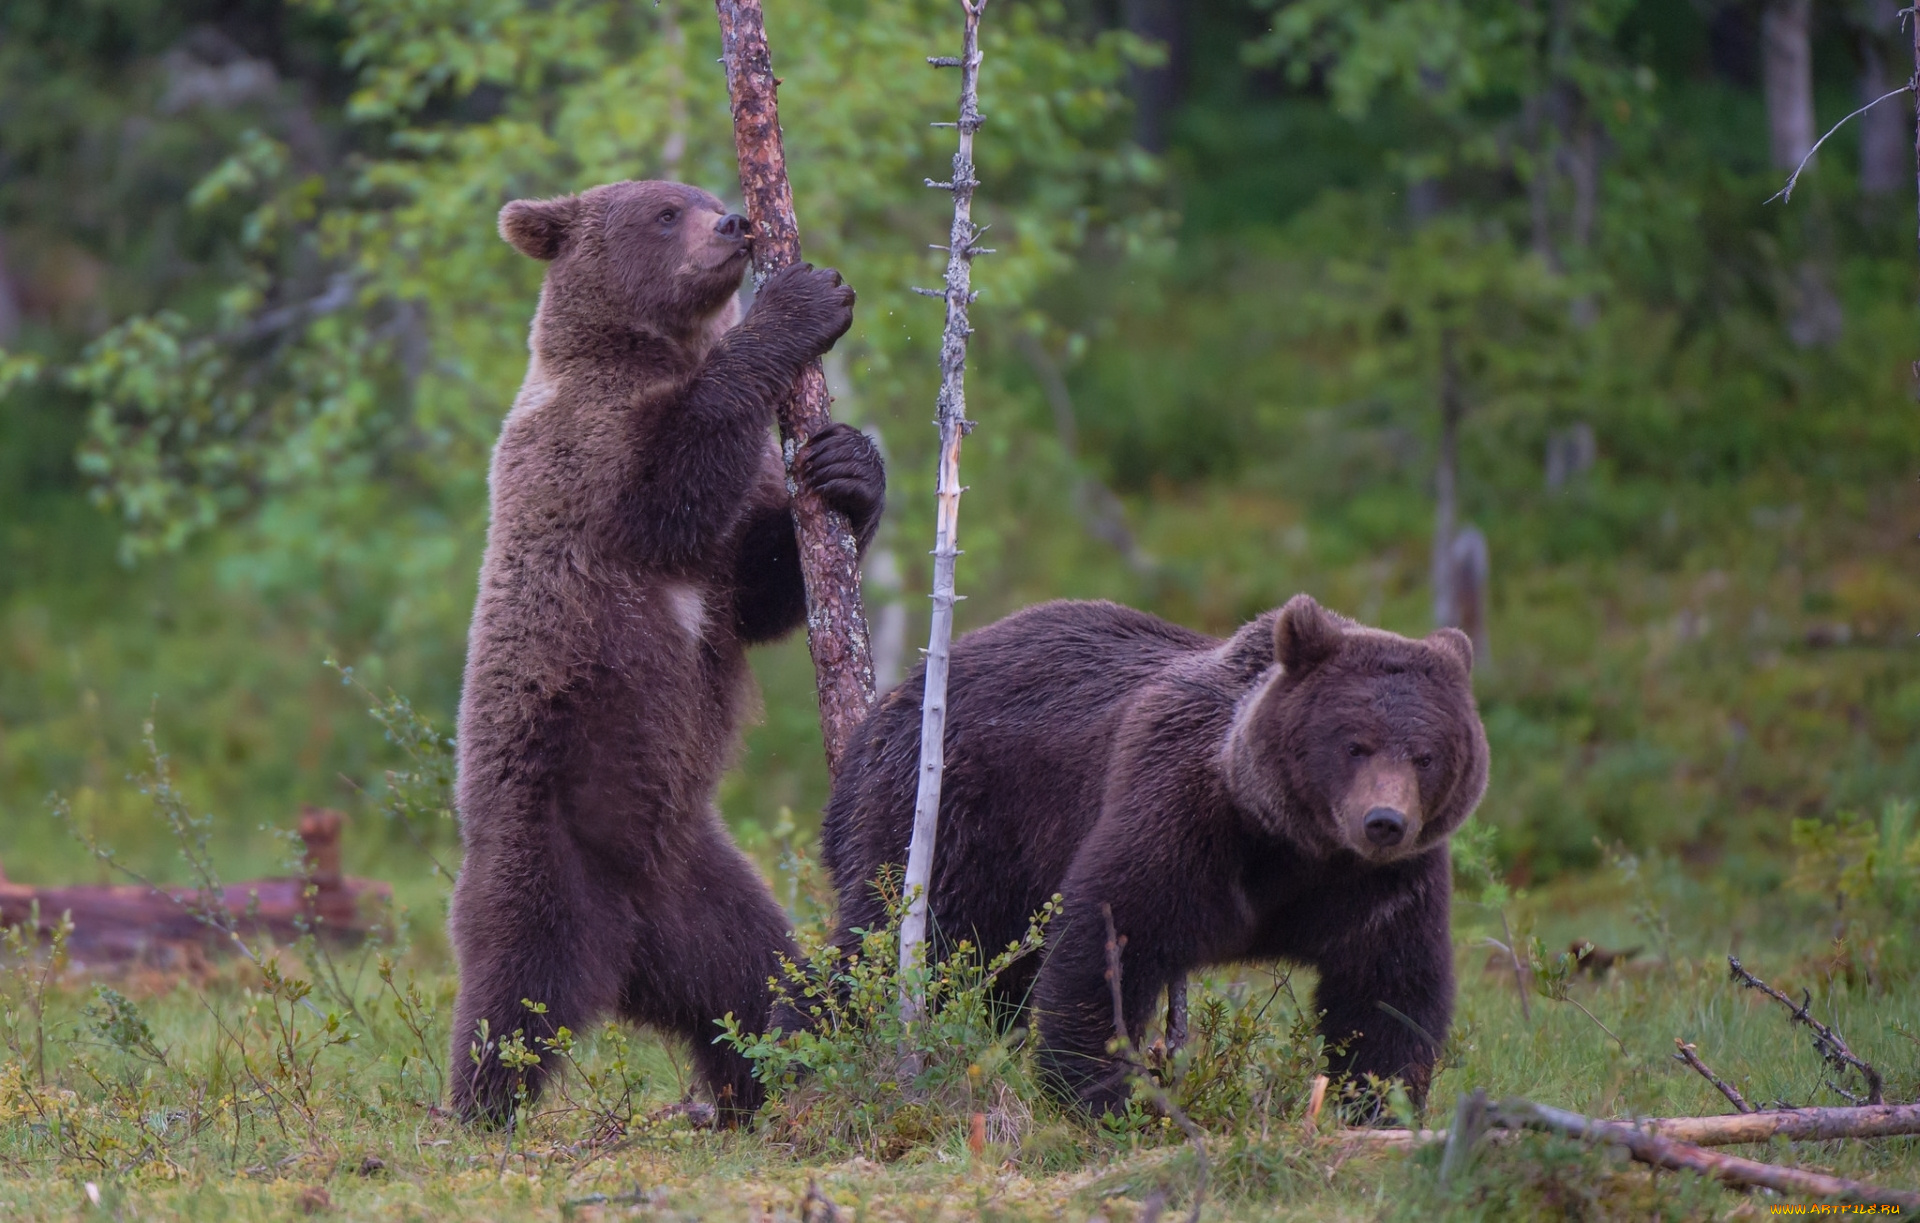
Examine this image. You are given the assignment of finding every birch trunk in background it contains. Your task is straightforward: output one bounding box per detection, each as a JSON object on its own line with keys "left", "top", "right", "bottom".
{"left": 715, "top": 0, "right": 876, "bottom": 776}
{"left": 899, "top": 0, "right": 988, "bottom": 1029}
{"left": 1762, "top": 0, "right": 1815, "bottom": 171}
{"left": 1430, "top": 329, "right": 1463, "bottom": 630}
{"left": 1858, "top": 0, "right": 1908, "bottom": 197}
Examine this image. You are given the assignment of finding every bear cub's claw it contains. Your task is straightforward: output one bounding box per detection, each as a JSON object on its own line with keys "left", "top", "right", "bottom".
{"left": 756, "top": 262, "right": 856, "bottom": 357}
{"left": 795, "top": 423, "right": 885, "bottom": 535}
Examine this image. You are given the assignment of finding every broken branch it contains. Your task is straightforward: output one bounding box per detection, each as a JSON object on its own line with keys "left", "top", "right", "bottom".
{"left": 1672, "top": 1038, "right": 1752, "bottom": 1114}
{"left": 1728, "top": 955, "right": 1884, "bottom": 1105}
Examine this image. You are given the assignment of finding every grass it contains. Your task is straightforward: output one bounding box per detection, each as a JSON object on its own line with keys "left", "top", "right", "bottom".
{"left": 0, "top": 841, "right": 1916, "bottom": 1222}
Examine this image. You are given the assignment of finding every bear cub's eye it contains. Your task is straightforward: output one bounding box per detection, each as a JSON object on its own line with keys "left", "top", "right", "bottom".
{"left": 1346, "top": 743, "right": 1371, "bottom": 758}
{"left": 1413, "top": 753, "right": 1434, "bottom": 769}
{"left": 658, "top": 208, "right": 680, "bottom": 225}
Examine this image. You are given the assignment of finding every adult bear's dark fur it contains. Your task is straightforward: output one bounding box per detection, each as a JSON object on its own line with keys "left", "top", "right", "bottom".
{"left": 449, "top": 180, "right": 883, "bottom": 1125}
{"left": 818, "top": 595, "right": 1487, "bottom": 1115}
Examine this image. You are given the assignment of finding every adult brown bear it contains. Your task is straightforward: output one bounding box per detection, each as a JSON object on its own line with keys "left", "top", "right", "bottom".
{"left": 449, "top": 180, "right": 883, "bottom": 1125}
{"left": 817, "top": 595, "right": 1487, "bottom": 1115}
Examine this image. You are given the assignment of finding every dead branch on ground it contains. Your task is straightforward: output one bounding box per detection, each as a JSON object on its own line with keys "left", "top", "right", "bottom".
{"left": 1672, "top": 1038, "right": 1752, "bottom": 1114}
{"left": 1728, "top": 955, "right": 1884, "bottom": 1105}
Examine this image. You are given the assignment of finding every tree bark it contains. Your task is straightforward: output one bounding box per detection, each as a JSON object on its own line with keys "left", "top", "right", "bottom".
{"left": 1763, "top": 0, "right": 1816, "bottom": 171}
{"left": 1858, "top": 0, "right": 1910, "bottom": 196}
{"left": 1122, "top": 0, "right": 1182, "bottom": 154}
{"left": 1431, "top": 330, "right": 1463, "bottom": 629}
{"left": 900, "top": 0, "right": 988, "bottom": 1031}
{"left": 715, "top": 0, "right": 875, "bottom": 777}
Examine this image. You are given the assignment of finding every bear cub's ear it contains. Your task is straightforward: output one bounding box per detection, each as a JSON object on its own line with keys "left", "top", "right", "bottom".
{"left": 1425, "top": 627, "right": 1474, "bottom": 675}
{"left": 1274, "top": 593, "right": 1344, "bottom": 679}
{"left": 499, "top": 195, "right": 582, "bottom": 260}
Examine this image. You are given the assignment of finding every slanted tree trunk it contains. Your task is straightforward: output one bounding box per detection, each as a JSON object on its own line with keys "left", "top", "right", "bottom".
{"left": 900, "top": 0, "right": 988, "bottom": 1032}
{"left": 715, "top": 0, "right": 876, "bottom": 776}
{"left": 1859, "top": 0, "right": 1910, "bottom": 195}
{"left": 1763, "top": 0, "right": 1817, "bottom": 171}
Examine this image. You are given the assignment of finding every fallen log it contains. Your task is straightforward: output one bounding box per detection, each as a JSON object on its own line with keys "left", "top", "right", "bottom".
{"left": 0, "top": 806, "right": 391, "bottom": 967}
{"left": 1492, "top": 1097, "right": 1920, "bottom": 1209}
{"left": 1340, "top": 1101, "right": 1920, "bottom": 1149}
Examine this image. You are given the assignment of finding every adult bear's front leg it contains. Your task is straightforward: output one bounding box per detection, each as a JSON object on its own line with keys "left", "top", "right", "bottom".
{"left": 1031, "top": 813, "right": 1239, "bottom": 1116}
{"left": 1311, "top": 849, "right": 1454, "bottom": 1116}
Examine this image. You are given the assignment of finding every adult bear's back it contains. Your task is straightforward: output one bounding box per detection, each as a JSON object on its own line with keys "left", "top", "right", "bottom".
{"left": 821, "top": 600, "right": 1215, "bottom": 958}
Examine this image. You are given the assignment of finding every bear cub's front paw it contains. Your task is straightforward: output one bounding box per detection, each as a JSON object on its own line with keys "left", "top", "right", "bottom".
{"left": 795, "top": 423, "right": 884, "bottom": 538}
{"left": 754, "top": 263, "right": 855, "bottom": 359}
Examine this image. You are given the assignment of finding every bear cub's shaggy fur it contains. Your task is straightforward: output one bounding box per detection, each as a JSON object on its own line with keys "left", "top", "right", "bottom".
{"left": 450, "top": 180, "right": 883, "bottom": 1124}
{"left": 819, "top": 595, "right": 1488, "bottom": 1115}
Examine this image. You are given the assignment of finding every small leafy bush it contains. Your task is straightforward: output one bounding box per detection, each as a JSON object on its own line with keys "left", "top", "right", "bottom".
{"left": 719, "top": 875, "right": 1060, "bottom": 1161}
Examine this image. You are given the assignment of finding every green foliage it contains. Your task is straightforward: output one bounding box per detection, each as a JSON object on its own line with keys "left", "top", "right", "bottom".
{"left": 1166, "top": 976, "right": 1324, "bottom": 1133}
{"left": 1787, "top": 797, "right": 1920, "bottom": 987}
{"left": 718, "top": 876, "right": 1060, "bottom": 1161}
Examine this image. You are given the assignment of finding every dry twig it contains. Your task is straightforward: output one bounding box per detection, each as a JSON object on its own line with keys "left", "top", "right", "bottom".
{"left": 1728, "top": 956, "right": 1884, "bottom": 1105}
{"left": 1672, "top": 1038, "right": 1752, "bottom": 1114}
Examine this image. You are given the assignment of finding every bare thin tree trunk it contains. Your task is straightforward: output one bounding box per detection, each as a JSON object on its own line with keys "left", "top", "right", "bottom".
{"left": 1122, "top": 0, "right": 1181, "bottom": 154}
{"left": 1015, "top": 331, "right": 1155, "bottom": 575}
{"left": 900, "top": 0, "right": 988, "bottom": 1031}
{"left": 1764, "top": 0, "right": 1817, "bottom": 171}
{"left": 1911, "top": 0, "right": 1920, "bottom": 262}
{"left": 658, "top": 0, "right": 689, "bottom": 177}
{"left": 1859, "top": 0, "right": 1909, "bottom": 195}
{"left": 715, "top": 0, "right": 876, "bottom": 776}
{"left": 1431, "top": 330, "right": 1463, "bottom": 629}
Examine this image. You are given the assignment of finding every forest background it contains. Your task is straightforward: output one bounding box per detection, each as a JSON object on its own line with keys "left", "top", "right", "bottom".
{"left": 1, "top": 0, "right": 1916, "bottom": 950}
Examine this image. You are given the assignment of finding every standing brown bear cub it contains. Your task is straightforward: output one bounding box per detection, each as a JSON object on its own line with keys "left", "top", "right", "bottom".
{"left": 819, "top": 595, "right": 1488, "bottom": 1116}
{"left": 450, "top": 180, "right": 883, "bottom": 1125}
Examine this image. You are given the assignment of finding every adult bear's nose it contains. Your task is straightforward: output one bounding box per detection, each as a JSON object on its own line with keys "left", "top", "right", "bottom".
{"left": 717, "top": 213, "right": 749, "bottom": 239}
{"left": 1363, "top": 807, "right": 1407, "bottom": 848}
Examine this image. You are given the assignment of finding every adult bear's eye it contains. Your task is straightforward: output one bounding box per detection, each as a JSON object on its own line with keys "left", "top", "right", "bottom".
{"left": 1346, "top": 743, "right": 1371, "bottom": 758}
{"left": 658, "top": 208, "right": 679, "bottom": 225}
{"left": 1413, "top": 753, "right": 1434, "bottom": 769}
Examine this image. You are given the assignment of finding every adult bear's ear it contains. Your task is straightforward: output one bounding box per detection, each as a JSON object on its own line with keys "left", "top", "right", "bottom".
{"left": 1274, "top": 593, "right": 1343, "bottom": 679}
{"left": 1426, "top": 627, "right": 1474, "bottom": 675}
{"left": 499, "top": 195, "right": 581, "bottom": 260}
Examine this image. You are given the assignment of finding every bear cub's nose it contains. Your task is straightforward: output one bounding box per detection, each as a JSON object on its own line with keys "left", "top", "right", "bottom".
{"left": 1363, "top": 807, "right": 1407, "bottom": 848}
{"left": 717, "top": 213, "right": 749, "bottom": 240}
